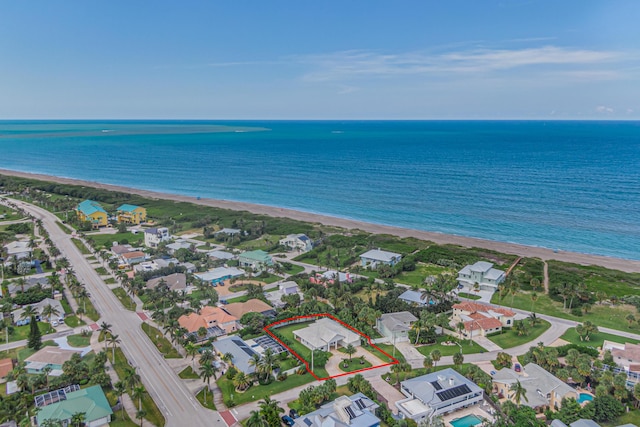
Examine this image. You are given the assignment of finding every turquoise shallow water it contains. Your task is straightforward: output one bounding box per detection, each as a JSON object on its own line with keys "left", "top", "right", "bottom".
{"left": 0, "top": 120, "right": 639, "bottom": 260}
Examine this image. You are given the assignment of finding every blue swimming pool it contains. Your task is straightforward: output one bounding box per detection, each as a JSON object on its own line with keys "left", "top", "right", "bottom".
{"left": 578, "top": 393, "right": 594, "bottom": 404}
{"left": 450, "top": 415, "right": 483, "bottom": 427}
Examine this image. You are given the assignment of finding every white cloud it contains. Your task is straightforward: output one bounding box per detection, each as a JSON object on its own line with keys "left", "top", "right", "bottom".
{"left": 596, "top": 105, "right": 614, "bottom": 113}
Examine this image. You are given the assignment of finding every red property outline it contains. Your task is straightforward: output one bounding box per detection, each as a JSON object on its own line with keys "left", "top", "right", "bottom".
{"left": 263, "top": 313, "right": 399, "bottom": 381}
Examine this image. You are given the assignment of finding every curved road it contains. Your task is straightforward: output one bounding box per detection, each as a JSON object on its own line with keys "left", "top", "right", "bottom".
{"left": 4, "top": 198, "right": 226, "bottom": 427}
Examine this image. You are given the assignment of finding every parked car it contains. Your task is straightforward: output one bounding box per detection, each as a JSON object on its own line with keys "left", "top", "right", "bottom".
{"left": 514, "top": 363, "right": 522, "bottom": 372}
{"left": 490, "top": 371, "right": 496, "bottom": 376}
{"left": 52, "top": 320, "right": 59, "bottom": 327}
{"left": 289, "top": 409, "right": 299, "bottom": 419}
{"left": 281, "top": 415, "right": 295, "bottom": 426}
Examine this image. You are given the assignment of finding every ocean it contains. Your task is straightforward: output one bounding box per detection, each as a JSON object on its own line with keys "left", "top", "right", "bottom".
{"left": 0, "top": 120, "right": 639, "bottom": 260}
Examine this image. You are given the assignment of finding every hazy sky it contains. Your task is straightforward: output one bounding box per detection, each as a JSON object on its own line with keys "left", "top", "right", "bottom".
{"left": 2, "top": 1, "right": 639, "bottom": 119}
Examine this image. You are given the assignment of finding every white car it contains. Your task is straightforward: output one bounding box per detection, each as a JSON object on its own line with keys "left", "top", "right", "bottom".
{"left": 51, "top": 320, "right": 59, "bottom": 327}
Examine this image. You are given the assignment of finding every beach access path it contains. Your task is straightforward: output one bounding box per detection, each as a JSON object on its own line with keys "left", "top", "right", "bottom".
{"left": 2, "top": 169, "right": 639, "bottom": 273}
{"left": 5, "top": 198, "right": 229, "bottom": 427}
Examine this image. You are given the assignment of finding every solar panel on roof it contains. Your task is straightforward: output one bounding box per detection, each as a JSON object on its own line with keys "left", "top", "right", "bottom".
{"left": 345, "top": 406, "right": 356, "bottom": 420}
{"left": 430, "top": 381, "right": 442, "bottom": 390}
{"left": 355, "top": 399, "right": 366, "bottom": 410}
{"left": 436, "top": 384, "right": 472, "bottom": 401}
{"left": 304, "top": 418, "right": 312, "bottom": 426}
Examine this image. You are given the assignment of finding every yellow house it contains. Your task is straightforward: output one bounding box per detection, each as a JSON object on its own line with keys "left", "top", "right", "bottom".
{"left": 76, "top": 200, "right": 108, "bottom": 228}
{"left": 115, "top": 204, "right": 147, "bottom": 224}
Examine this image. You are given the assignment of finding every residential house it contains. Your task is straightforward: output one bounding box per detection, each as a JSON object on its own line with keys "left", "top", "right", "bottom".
{"left": 14, "top": 298, "right": 65, "bottom": 325}
{"left": 214, "top": 228, "right": 241, "bottom": 237}
{"left": 451, "top": 301, "right": 515, "bottom": 338}
{"left": 550, "top": 419, "right": 634, "bottom": 427}
{"left": 238, "top": 250, "right": 273, "bottom": 271}
{"left": 376, "top": 312, "right": 418, "bottom": 344}
{"left": 75, "top": 200, "right": 108, "bottom": 228}
{"left": 310, "top": 270, "right": 352, "bottom": 285}
{"left": 360, "top": 249, "right": 402, "bottom": 269}
{"left": 396, "top": 368, "right": 484, "bottom": 421}
{"left": 8, "top": 276, "right": 50, "bottom": 295}
{"left": 146, "top": 273, "right": 188, "bottom": 292}
{"left": 120, "top": 251, "right": 146, "bottom": 266}
{"left": 143, "top": 227, "right": 170, "bottom": 248}
{"left": 398, "top": 289, "right": 432, "bottom": 307}
{"left": 207, "top": 250, "right": 235, "bottom": 261}
{"left": 165, "top": 240, "right": 192, "bottom": 255}
{"left": 195, "top": 267, "right": 244, "bottom": 285}
{"left": 25, "top": 347, "right": 81, "bottom": 375}
{"left": 293, "top": 317, "right": 361, "bottom": 351}
{"left": 3, "top": 241, "right": 32, "bottom": 260}
{"left": 492, "top": 363, "right": 578, "bottom": 411}
{"left": 294, "top": 393, "right": 380, "bottom": 427}
{"left": 178, "top": 306, "right": 238, "bottom": 341}
{"left": 115, "top": 204, "right": 147, "bottom": 225}
{"left": 212, "top": 336, "right": 259, "bottom": 374}
{"left": 222, "top": 299, "right": 275, "bottom": 319}
{"left": 279, "top": 234, "right": 313, "bottom": 252}
{"left": 36, "top": 385, "right": 113, "bottom": 427}
{"left": 265, "top": 281, "right": 301, "bottom": 308}
{"left": 110, "top": 244, "right": 133, "bottom": 256}
{"left": 457, "top": 261, "right": 506, "bottom": 291}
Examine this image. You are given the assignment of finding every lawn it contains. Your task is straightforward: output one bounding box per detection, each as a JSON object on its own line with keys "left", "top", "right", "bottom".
{"left": 196, "top": 387, "right": 217, "bottom": 410}
{"left": 103, "top": 277, "right": 116, "bottom": 284}
{"left": 416, "top": 335, "right": 486, "bottom": 358}
{"left": 89, "top": 232, "right": 142, "bottom": 250}
{"left": 86, "top": 256, "right": 97, "bottom": 261}
{"left": 95, "top": 266, "right": 108, "bottom": 275}
{"left": 113, "top": 287, "right": 136, "bottom": 311}
{"left": 457, "top": 292, "right": 481, "bottom": 300}
{"left": 67, "top": 334, "right": 91, "bottom": 348}
{"left": 77, "top": 295, "right": 100, "bottom": 321}
{"left": 179, "top": 366, "right": 200, "bottom": 379}
{"left": 55, "top": 221, "right": 73, "bottom": 234}
{"left": 141, "top": 324, "right": 181, "bottom": 358}
{"left": 71, "top": 238, "right": 91, "bottom": 254}
{"left": 269, "top": 322, "right": 329, "bottom": 378}
{"left": 338, "top": 357, "right": 372, "bottom": 372}
{"left": 9, "top": 322, "right": 56, "bottom": 343}
{"left": 283, "top": 263, "right": 305, "bottom": 275}
{"left": 560, "top": 327, "right": 640, "bottom": 349}
{"left": 395, "top": 263, "right": 453, "bottom": 288}
{"left": 487, "top": 320, "right": 551, "bottom": 349}
{"left": 218, "top": 371, "right": 316, "bottom": 407}
{"left": 63, "top": 315, "right": 85, "bottom": 328}
{"left": 370, "top": 343, "right": 405, "bottom": 363}
{"left": 233, "top": 234, "right": 279, "bottom": 251}
{"left": 492, "top": 290, "right": 640, "bottom": 334}
{"left": 602, "top": 409, "right": 640, "bottom": 427}
{"left": 112, "top": 347, "right": 165, "bottom": 427}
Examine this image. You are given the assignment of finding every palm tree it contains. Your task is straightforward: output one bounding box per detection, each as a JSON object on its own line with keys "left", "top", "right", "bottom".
{"left": 423, "top": 356, "right": 433, "bottom": 372}
{"left": 344, "top": 344, "right": 356, "bottom": 361}
{"left": 258, "top": 396, "right": 284, "bottom": 427}
{"left": 124, "top": 366, "right": 141, "bottom": 393}
{"left": 114, "top": 381, "right": 127, "bottom": 420}
{"left": 70, "top": 412, "right": 85, "bottom": 427}
{"left": 200, "top": 363, "right": 216, "bottom": 403}
{"left": 627, "top": 314, "right": 636, "bottom": 328}
{"left": 136, "top": 409, "right": 147, "bottom": 427}
{"left": 431, "top": 350, "right": 441, "bottom": 367}
{"left": 246, "top": 410, "right": 268, "bottom": 427}
{"left": 199, "top": 349, "right": 216, "bottom": 367}
{"left": 233, "top": 371, "right": 252, "bottom": 392}
{"left": 99, "top": 321, "right": 112, "bottom": 351}
{"left": 453, "top": 352, "right": 464, "bottom": 366}
{"left": 108, "top": 334, "right": 121, "bottom": 362}
{"left": 20, "top": 305, "right": 37, "bottom": 321}
{"left": 222, "top": 352, "right": 234, "bottom": 366}
{"left": 530, "top": 292, "right": 538, "bottom": 311}
{"left": 510, "top": 380, "right": 528, "bottom": 405}
{"left": 132, "top": 385, "right": 146, "bottom": 411}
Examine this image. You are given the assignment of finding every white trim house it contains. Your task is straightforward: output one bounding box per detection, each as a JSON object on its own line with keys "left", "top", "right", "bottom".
{"left": 293, "top": 318, "right": 361, "bottom": 351}
{"left": 360, "top": 249, "right": 402, "bottom": 269}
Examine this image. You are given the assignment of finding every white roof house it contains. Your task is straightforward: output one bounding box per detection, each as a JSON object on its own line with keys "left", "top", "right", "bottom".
{"left": 165, "top": 240, "right": 192, "bottom": 254}
{"left": 294, "top": 393, "right": 379, "bottom": 427}
{"left": 457, "top": 261, "right": 506, "bottom": 291}
{"left": 143, "top": 227, "right": 170, "bottom": 248}
{"left": 207, "top": 250, "right": 235, "bottom": 260}
{"left": 293, "top": 318, "right": 361, "bottom": 351}
{"left": 360, "top": 249, "right": 402, "bottom": 268}
{"left": 279, "top": 234, "right": 313, "bottom": 252}
{"left": 4, "top": 241, "right": 32, "bottom": 260}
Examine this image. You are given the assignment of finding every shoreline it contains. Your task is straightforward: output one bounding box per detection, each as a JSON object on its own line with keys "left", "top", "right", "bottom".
{"left": 2, "top": 168, "right": 640, "bottom": 273}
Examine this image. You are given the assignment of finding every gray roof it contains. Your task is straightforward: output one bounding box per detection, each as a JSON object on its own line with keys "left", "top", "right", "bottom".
{"left": 208, "top": 250, "right": 235, "bottom": 260}
{"left": 146, "top": 273, "right": 187, "bottom": 291}
{"left": 551, "top": 420, "right": 568, "bottom": 427}
{"left": 398, "top": 289, "right": 428, "bottom": 305}
{"left": 294, "top": 393, "right": 379, "bottom": 427}
{"left": 571, "top": 421, "right": 601, "bottom": 427}
{"left": 379, "top": 312, "right": 417, "bottom": 333}
{"left": 400, "top": 368, "right": 483, "bottom": 406}
{"left": 360, "top": 249, "right": 401, "bottom": 262}
{"left": 469, "top": 261, "right": 494, "bottom": 273}
{"left": 212, "top": 336, "right": 258, "bottom": 374}
{"left": 492, "top": 363, "right": 576, "bottom": 408}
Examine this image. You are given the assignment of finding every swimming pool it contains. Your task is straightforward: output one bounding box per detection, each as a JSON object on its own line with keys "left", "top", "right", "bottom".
{"left": 577, "top": 393, "right": 594, "bottom": 404}
{"left": 450, "top": 415, "right": 483, "bottom": 427}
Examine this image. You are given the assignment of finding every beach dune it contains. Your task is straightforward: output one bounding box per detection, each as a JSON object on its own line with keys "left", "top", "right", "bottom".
{"left": 2, "top": 168, "right": 639, "bottom": 273}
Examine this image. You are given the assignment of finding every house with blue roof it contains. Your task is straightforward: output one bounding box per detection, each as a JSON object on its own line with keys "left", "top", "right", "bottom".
{"left": 75, "top": 200, "right": 108, "bottom": 228}
{"left": 116, "top": 204, "right": 147, "bottom": 224}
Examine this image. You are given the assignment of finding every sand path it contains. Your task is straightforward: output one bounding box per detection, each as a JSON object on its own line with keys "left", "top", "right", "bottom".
{"left": 3, "top": 168, "right": 640, "bottom": 273}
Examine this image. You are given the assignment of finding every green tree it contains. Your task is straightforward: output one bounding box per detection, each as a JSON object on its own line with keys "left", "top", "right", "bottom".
{"left": 114, "top": 381, "right": 127, "bottom": 420}
{"left": 70, "top": 411, "right": 85, "bottom": 427}
{"left": 246, "top": 410, "right": 268, "bottom": 427}
{"left": 132, "top": 386, "right": 146, "bottom": 411}
{"left": 344, "top": 344, "right": 356, "bottom": 361}
{"left": 200, "top": 363, "right": 217, "bottom": 403}
{"left": 136, "top": 409, "right": 147, "bottom": 427}
{"left": 258, "top": 396, "right": 284, "bottom": 427}
{"left": 591, "top": 395, "right": 624, "bottom": 423}
{"left": 453, "top": 352, "right": 464, "bottom": 366}
{"left": 27, "top": 315, "right": 42, "bottom": 350}
{"left": 431, "top": 349, "right": 441, "bottom": 367}
{"left": 510, "top": 380, "right": 528, "bottom": 405}
{"left": 423, "top": 356, "right": 433, "bottom": 372}
{"left": 41, "top": 304, "right": 60, "bottom": 324}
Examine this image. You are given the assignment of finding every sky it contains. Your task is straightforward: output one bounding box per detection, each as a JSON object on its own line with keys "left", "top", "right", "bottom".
{"left": 1, "top": 1, "right": 639, "bottom": 120}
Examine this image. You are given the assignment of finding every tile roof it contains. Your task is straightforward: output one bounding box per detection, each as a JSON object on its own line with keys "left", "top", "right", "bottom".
{"left": 453, "top": 301, "right": 515, "bottom": 317}
{"left": 611, "top": 343, "right": 640, "bottom": 363}
{"left": 122, "top": 251, "right": 146, "bottom": 259}
{"left": 464, "top": 316, "right": 502, "bottom": 332}
{"left": 0, "top": 358, "right": 13, "bottom": 378}
{"left": 26, "top": 347, "right": 80, "bottom": 366}
{"left": 222, "top": 299, "right": 273, "bottom": 318}
{"left": 178, "top": 306, "right": 238, "bottom": 333}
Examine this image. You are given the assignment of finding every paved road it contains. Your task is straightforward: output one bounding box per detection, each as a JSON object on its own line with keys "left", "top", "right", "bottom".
{"left": 5, "top": 198, "right": 227, "bottom": 427}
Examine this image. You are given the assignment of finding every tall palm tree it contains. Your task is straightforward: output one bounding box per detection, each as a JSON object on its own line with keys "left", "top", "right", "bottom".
{"left": 20, "top": 305, "right": 37, "bottom": 321}
{"left": 99, "top": 321, "right": 112, "bottom": 351}
{"left": 136, "top": 409, "right": 147, "bottom": 427}
{"left": 510, "top": 380, "right": 528, "bottom": 405}
{"left": 246, "top": 410, "right": 268, "bottom": 427}
{"left": 114, "top": 381, "right": 127, "bottom": 420}
{"left": 233, "top": 371, "right": 252, "bottom": 392}
{"left": 344, "top": 344, "right": 357, "bottom": 361}
{"left": 132, "top": 386, "right": 146, "bottom": 411}
{"left": 41, "top": 304, "right": 60, "bottom": 324}
{"left": 124, "top": 366, "right": 141, "bottom": 393}
{"left": 108, "top": 334, "right": 121, "bottom": 362}
{"left": 70, "top": 412, "right": 85, "bottom": 427}
{"left": 431, "top": 350, "right": 441, "bottom": 367}
{"left": 200, "top": 363, "right": 216, "bottom": 403}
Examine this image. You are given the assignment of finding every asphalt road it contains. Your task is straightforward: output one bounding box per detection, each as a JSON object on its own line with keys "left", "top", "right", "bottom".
{"left": 5, "top": 198, "right": 227, "bottom": 427}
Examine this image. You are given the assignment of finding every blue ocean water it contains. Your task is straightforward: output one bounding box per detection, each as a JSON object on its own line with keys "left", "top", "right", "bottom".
{"left": 0, "top": 120, "right": 639, "bottom": 260}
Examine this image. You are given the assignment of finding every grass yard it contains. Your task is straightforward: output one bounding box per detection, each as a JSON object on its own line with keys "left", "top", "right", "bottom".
{"left": 77, "top": 296, "right": 100, "bottom": 321}
{"left": 103, "top": 277, "right": 116, "bottom": 284}
{"left": 338, "top": 357, "right": 372, "bottom": 372}
{"left": 218, "top": 371, "right": 316, "bottom": 406}
{"left": 282, "top": 263, "right": 305, "bottom": 275}
{"left": 111, "top": 348, "right": 165, "bottom": 427}
{"left": 67, "top": 334, "right": 91, "bottom": 348}
{"left": 270, "top": 322, "right": 329, "bottom": 378}
{"left": 416, "top": 335, "right": 486, "bottom": 357}
{"left": 560, "top": 327, "right": 640, "bottom": 348}
{"left": 196, "top": 387, "right": 217, "bottom": 410}
{"left": 86, "top": 256, "right": 97, "bottom": 261}
{"left": 55, "top": 221, "right": 73, "bottom": 234}
{"left": 457, "top": 292, "right": 482, "bottom": 300}
{"left": 602, "top": 409, "right": 640, "bottom": 427}
{"left": 487, "top": 320, "right": 551, "bottom": 349}
{"left": 492, "top": 290, "right": 640, "bottom": 334}
{"left": 395, "top": 263, "right": 453, "bottom": 288}
{"left": 233, "top": 234, "right": 279, "bottom": 251}
{"left": 89, "top": 232, "right": 141, "bottom": 250}
{"left": 113, "top": 287, "right": 136, "bottom": 311}
{"left": 64, "top": 315, "right": 85, "bottom": 327}
{"left": 10, "top": 322, "right": 56, "bottom": 343}
{"left": 179, "top": 366, "right": 200, "bottom": 379}
{"left": 95, "top": 266, "right": 108, "bottom": 275}
{"left": 370, "top": 343, "right": 405, "bottom": 363}
{"left": 71, "top": 238, "right": 91, "bottom": 254}
{"left": 141, "top": 324, "right": 181, "bottom": 358}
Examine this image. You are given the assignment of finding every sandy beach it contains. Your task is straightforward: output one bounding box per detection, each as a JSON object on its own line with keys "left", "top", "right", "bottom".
{"left": 2, "top": 168, "right": 640, "bottom": 273}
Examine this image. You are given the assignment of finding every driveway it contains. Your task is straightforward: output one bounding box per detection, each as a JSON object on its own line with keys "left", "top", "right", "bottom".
{"left": 395, "top": 341, "right": 425, "bottom": 368}
{"left": 473, "top": 336, "right": 502, "bottom": 352}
